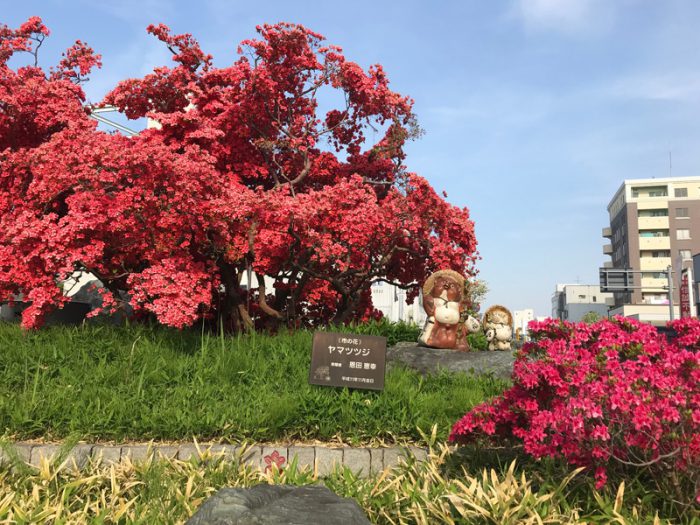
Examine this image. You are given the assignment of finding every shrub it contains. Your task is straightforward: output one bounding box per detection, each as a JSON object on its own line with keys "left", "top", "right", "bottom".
{"left": 343, "top": 318, "right": 421, "bottom": 346}
{"left": 467, "top": 331, "right": 488, "bottom": 351}
{"left": 450, "top": 317, "right": 700, "bottom": 507}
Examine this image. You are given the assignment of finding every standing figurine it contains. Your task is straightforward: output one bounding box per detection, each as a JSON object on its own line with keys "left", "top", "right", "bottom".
{"left": 482, "top": 305, "right": 513, "bottom": 351}
{"left": 418, "top": 270, "right": 480, "bottom": 350}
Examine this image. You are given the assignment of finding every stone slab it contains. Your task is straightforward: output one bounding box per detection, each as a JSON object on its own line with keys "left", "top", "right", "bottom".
{"left": 92, "top": 445, "right": 121, "bottom": 465}
{"left": 13, "top": 444, "right": 33, "bottom": 465}
{"left": 178, "top": 444, "right": 204, "bottom": 462}
{"left": 30, "top": 445, "right": 61, "bottom": 467}
{"left": 369, "top": 448, "right": 384, "bottom": 476}
{"left": 206, "top": 444, "right": 238, "bottom": 461}
{"left": 154, "top": 445, "right": 179, "bottom": 460}
{"left": 261, "top": 446, "right": 288, "bottom": 472}
{"left": 382, "top": 448, "right": 403, "bottom": 470}
{"left": 287, "top": 446, "right": 315, "bottom": 472}
{"left": 386, "top": 342, "right": 515, "bottom": 380}
{"left": 343, "top": 447, "right": 370, "bottom": 477}
{"left": 238, "top": 445, "right": 262, "bottom": 469}
{"left": 30, "top": 444, "right": 93, "bottom": 469}
{"left": 315, "top": 447, "right": 343, "bottom": 476}
{"left": 65, "top": 444, "right": 94, "bottom": 469}
{"left": 407, "top": 446, "right": 428, "bottom": 463}
{"left": 122, "top": 445, "right": 153, "bottom": 463}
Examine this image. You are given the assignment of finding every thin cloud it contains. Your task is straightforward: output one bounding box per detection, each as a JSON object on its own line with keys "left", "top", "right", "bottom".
{"left": 603, "top": 71, "right": 700, "bottom": 102}
{"left": 510, "top": 0, "right": 616, "bottom": 36}
{"left": 425, "top": 89, "right": 555, "bottom": 129}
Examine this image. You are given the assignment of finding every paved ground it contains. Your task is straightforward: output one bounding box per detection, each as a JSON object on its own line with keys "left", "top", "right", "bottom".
{"left": 387, "top": 342, "right": 515, "bottom": 380}
{"left": 0, "top": 442, "right": 431, "bottom": 478}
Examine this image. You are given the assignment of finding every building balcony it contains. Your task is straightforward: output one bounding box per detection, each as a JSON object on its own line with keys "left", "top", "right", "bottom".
{"left": 640, "top": 257, "right": 672, "bottom": 271}
{"left": 637, "top": 200, "right": 670, "bottom": 210}
{"left": 640, "top": 277, "right": 668, "bottom": 290}
{"left": 639, "top": 237, "right": 670, "bottom": 250}
{"left": 603, "top": 244, "right": 613, "bottom": 255}
{"left": 638, "top": 216, "right": 669, "bottom": 229}
{"left": 602, "top": 227, "right": 612, "bottom": 238}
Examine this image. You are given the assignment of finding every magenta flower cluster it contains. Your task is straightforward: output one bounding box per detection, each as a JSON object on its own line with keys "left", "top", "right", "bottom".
{"left": 450, "top": 316, "right": 700, "bottom": 497}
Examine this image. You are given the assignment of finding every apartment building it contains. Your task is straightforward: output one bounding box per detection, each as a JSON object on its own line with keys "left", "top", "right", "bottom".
{"left": 551, "top": 284, "right": 611, "bottom": 321}
{"left": 370, "top": 281, "right": 427, "bottom": 325}
{"left": 603, "top": 176, "right": 700, "bottom": 323}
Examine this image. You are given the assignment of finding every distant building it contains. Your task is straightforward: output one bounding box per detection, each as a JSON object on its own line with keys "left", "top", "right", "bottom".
{"left": 512, "top": 308, "right": 534, "bottom": 339}
{"left": 370, "top": 281, "right": 426, "bottom": 325}
{"left": 603, "top": 176, "right": 700, "bottom": 324}
{"left": 551, "top": 284, "right": 611, "bottom": 322}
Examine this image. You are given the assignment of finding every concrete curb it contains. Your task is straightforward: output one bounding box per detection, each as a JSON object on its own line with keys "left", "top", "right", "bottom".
{"left": 0, "top": 442, "right": 431, "bottom": 478}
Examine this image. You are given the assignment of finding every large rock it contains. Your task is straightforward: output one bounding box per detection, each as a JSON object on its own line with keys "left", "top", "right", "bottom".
{"left": 386, "top": 342, "right": 515, "bottom": 380}
{"left": 186, "top": 485, "right": 371, "bottom": 525}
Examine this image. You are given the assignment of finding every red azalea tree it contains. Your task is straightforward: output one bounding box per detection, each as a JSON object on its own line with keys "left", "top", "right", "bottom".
{"left": 0, "top": 18, "right": 477, "bottom": 331}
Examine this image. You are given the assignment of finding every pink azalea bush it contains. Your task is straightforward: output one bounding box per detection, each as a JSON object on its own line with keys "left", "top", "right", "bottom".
{"left": 450, "top": 316, "right": 700, "bottom": 503}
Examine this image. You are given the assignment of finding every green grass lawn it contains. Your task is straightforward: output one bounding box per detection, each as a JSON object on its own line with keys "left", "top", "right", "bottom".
{"left": 0, "top": 321, "right": 508, "bottom": 444}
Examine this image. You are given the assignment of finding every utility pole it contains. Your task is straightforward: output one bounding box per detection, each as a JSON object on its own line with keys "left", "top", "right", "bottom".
{"left": 667, "top": 265, "right": 674, "bottom": 321}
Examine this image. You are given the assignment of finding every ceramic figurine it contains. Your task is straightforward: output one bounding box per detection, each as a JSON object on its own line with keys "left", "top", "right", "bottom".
{"left": 482, "top": 305, "right": 513, "bottom": 351}
{"left": 418, "top": 270, "right": 479, "bottom": 350}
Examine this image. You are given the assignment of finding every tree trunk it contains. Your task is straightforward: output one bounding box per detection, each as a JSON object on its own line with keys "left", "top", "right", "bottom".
{"left": 218, "top": 262, "right": 254, "bottom": 332}
{"left": 334, "top": 291, "right": 361, "bottom": 325}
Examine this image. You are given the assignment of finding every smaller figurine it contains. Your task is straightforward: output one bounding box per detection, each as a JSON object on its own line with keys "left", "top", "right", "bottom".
{"left": 482, "top": 305, "right": 513, "bottom": 351}
{"left": 463, "top": 314, "right": 481, "bottom": 335}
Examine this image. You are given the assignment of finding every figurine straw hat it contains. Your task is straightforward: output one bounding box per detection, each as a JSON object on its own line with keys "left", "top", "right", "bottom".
{"left": 484, "top": 305, "right": 513, "bottom": 326}
{"left": 422, "top": 269, "right": 465, "bottom": 296}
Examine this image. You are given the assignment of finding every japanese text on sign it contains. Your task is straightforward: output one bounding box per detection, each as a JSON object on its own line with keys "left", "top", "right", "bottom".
{"left": 309, "top": 331, "right": 386, "bottom": 391}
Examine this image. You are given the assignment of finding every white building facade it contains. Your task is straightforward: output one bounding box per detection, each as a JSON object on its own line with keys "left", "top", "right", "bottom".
{"left": 551, "top": 284, "right": 612, "bottom": 322}
{"left": 370, "top": 281, "right": 426, "bottom": 325}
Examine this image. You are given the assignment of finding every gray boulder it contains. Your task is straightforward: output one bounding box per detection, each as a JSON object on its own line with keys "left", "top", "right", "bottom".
{"left": 186, "top": 485, "right": 371, "bottom": 525}
{"left": 387, "top": 342, "right": 515, "bottom": 380}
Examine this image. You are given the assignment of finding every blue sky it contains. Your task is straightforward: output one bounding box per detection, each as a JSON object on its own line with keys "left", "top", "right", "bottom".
{"left": 5, "top": 0, "right": 700, "bottom": 317}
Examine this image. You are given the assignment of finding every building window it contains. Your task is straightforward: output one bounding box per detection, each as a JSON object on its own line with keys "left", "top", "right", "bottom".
{"left": 639, "top": 209, "right": 668, "bottom": 217}
{"left": 639, "top": 230, "right": 668, "bottom": 237}
{"left": 592, "top": 296, "right": 597, "bottom": 302}
{"left": 680, "top": 249, "right": 692, "bottom": 260}
{"left": 677, "top": 229, "right": 691, "bottom": 240}
{"left": 675, "top": 187, "right": 688, "bottom": 198}
{"left": 632, "top": 186, "right": 668, "bottom": 198}
{"left": 676, "top": 207, "right": 689, "bottom": 218}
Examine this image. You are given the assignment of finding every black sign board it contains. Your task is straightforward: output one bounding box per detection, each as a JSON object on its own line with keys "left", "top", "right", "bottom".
{"left": 599, "top": 268, "right": 634, "bottom": 292}
{"left": 309, "top": 332, "right": 386, "bottom": 391}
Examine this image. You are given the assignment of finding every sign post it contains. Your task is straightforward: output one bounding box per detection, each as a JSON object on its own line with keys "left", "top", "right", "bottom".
{"left": 309, "top": 332, "right": 386, "bottom": 391}
{"left": 680, "top": 266, "right": 695, "bottom": 318}
{"left": 600, "top": 266, "right": 678, "bottom": 322}
{"left": 599, "top": 268, "right": 634, "bottom": 293}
